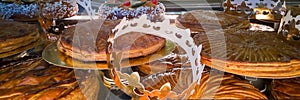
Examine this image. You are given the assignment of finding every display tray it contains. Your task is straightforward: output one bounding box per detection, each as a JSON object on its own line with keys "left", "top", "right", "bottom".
{"left": 42, "top": 40, "right": 176, "bottom": 69}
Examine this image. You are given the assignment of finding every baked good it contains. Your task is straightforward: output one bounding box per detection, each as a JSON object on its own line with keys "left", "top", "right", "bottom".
{"left": 1, "top": 0, "right": 78, "bottom": 31}
{"left": 57, "top": 20, "right": 166, "bottom": 61}
{"left": 286, "top": 6, "right": 300, "bottom": 16}
{"left": 38, "top": 0, "right": 78, "bottom": 32}
{"left": 176, "top": 10, "right": 250, "bottom": 34}
{"left": 56, "top": 0, "right": 166, "bottom": 61}
{"left": 0, "top": 21, "right": 40, "bottom": 52}
{"left": 141, "top": 68, "right": 267, "bottom": 99}
{"left": 194, "top": 29, "right": 300, "bottom": 78}
{"left": 57, "top": 40, "right": 172, "bottom": 69}
{"left": 0, "top": 58, "right": 99, "bottom": 100}
{"left": 99, "top": 0, "right": 165, "bottom": 21}
{"left": 134, "top": 53, "right": 191, "bottom": 75}
{"left": 0, "top": 21, "right": 40, "bottom": 58}
{"left": 38, "top": 0, "right": 78, "bottom": 20}
{"left": 0, "top": 0, "right": 38, "bottom": 21}
{"left": 190, "top": 72, "right": 267, "bottom": 99}
{"left": 271, "top": 77, "right": 300, "bottom": 99}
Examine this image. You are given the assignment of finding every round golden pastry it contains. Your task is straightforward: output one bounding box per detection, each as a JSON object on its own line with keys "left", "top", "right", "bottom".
{"left": 194, "top": 29, "right": 300, "bottom": 78}
{"left": 141, "top": 68, "right": 267, "bottom": 99}
{"left": 176, "top": 10, "right": 250, "bottom": 33}
{"left": 57, "top": 20, "right": 166, "bottom": 61}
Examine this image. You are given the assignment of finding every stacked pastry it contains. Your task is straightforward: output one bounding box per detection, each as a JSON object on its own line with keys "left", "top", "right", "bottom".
{"left": 0, "top": 21, "right": 41, "bottom": 59}
{"left": 271, "top": 77, "right": 300, "bottom": 99}
{"left": 141, "top": 68, "right": 267, "bottom": 99}
{"left": 0, "top": 57, "right": 99, "bottom": 100}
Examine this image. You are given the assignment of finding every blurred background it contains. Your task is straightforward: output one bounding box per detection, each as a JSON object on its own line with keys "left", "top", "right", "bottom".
{"left": 89, "top": 0, "right": 300, "bottom": 12}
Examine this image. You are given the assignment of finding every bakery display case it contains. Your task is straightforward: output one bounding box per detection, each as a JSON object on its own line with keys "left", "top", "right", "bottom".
{"left": 1, "top": 0, "right": 300, "bottom": 99}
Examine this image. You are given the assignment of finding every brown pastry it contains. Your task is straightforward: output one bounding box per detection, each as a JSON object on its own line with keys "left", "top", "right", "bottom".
{"left": 286, "top": 6, "right": 300, "bottom": 16}
{"left": 176, "top": 10, "right": 250, "bottom": 34}
{"left": 141, "top": 68, "right": 267, "bottom": 99}
{"left": 0, "top": 58, "right": 99, "bottom": 100}
{"left": 100, "top": 2, "right": 165, "bottom": 21}
{"left": 37, "top": 0, "right": 78, "bottom": 31}
{"left": 194, "top": 29, "right": 300, "bottom": 78}
{"left": 0, "top": 39, "right": 41, "bottom": 58}
{"left": 38, "top": 0, "right": 78, "bottom": 20}
{"left": 0, "top": 21, "right": 40, "bottom": 58}
{"left": 271, "top": 77, "right": 300, "bottom": 99}
{"left": 57, "top": 20, "right": 166, "bottom": 61}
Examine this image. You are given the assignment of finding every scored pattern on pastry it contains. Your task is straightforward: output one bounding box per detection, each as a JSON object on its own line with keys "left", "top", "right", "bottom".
{"left": 0, "top": 58, "right": 100, "bottom": 100}
{"left": 141, "top": 68, "right": 267, "bottom": 99}
{"left": 199, "top": 29, "right": 300, "bottom": 62}
{"left": 175, "top": 10, "right": 250, "bottom": 33}
{"left": 271, "top": 78, "right": 300, "bottom": 99}
{"left": 195, "top": 29, "right": 300, "bottom": 78}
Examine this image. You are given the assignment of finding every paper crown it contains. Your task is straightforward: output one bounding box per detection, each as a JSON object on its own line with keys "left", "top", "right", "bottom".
{"left": 76, "top": 0, "right": 95, "bottom": 19}
{"left": 113, "top": 15, "right": 204, "bottom": 83}
{"left": 111, "top": 14, "right": 205, "bottom": 99}
{"left": 75, "top": 0, "right": 205, "bottom": 99}
{"left": 278, "top": 10, "right": 300, "bottom": 40}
